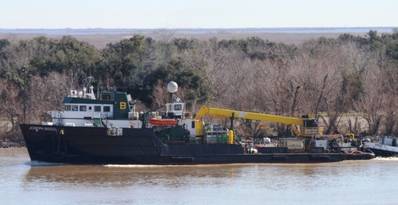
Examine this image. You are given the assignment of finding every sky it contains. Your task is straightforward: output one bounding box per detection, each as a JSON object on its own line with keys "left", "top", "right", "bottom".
{"left": 0, "top": 0, "right": 397, "bottom": 28}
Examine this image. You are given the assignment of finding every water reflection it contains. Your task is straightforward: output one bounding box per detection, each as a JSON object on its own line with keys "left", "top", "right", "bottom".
{"left": 3, "top": 155, "right": 398, "bottom": 205}
{"left": 23, "top": 162, "right": 359, "bottom": 190}
{"left": 24, "top": 164, "right": 250, "bottom": 188}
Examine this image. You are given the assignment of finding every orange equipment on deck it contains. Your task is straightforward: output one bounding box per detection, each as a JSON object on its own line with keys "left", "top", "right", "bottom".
{"left": 149, "top": 118, "right": 177, "bottom": 126}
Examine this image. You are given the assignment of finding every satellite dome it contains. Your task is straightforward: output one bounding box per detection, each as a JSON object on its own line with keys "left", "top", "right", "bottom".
{"left": 167, "top": 81, "right": 178, "bottom": 93}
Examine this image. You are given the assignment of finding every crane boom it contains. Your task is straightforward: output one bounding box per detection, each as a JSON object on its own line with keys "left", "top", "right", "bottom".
{"left": 195, "top": 106, "right": 304, "bottom": 126}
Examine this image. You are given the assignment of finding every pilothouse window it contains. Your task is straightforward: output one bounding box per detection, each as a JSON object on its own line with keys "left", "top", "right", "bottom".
{"left": 79, "top": 105, "right": 87, "bottom": 112}
{"left": 64, "top": 105, "right": 71, "bottom": 111}
{"left": 71, "top": 105, "right": 78, "bottom": 111}
{"left": 103, "top": 106, "right": 111, "bottom": 112}
{"left": 94, "top": 106, "right": 101, "bottom": 112}
{"left": 174, "top": 104, "right": 182, "bottom": 111}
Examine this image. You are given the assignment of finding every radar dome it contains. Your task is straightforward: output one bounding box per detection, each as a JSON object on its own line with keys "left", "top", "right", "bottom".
{"left": 167, "top": 81, "right": 178, "bottom": 93}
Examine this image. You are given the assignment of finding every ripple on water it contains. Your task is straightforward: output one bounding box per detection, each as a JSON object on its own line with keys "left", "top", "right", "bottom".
{"left": 372, "top": 156, "right": 398, "bottom": 161}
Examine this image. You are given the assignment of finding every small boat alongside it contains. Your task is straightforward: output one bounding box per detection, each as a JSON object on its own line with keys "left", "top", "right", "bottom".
{"left": 364, "top": 136, "right": 398, "bottom": 157}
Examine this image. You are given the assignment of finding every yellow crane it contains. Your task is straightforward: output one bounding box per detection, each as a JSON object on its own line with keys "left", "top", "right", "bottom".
{"left": 194, "top": 106, "right": 320, "bottom": 143}
{"left": 195, "top": 106, "right": 304, "bottom": 125}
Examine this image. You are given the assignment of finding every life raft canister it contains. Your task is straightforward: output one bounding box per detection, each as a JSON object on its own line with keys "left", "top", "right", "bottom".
{"left": 149, "top": 118, "right": 177, "bottom": 126}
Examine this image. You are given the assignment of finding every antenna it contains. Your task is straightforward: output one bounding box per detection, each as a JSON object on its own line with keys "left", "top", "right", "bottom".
{"left": 83, "top": 76, "right": 95, "bottom": 87}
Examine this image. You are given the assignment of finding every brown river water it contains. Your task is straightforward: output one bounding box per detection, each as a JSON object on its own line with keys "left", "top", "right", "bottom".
{"left": 1, "top": 148, "right": 397, "bottom": 205}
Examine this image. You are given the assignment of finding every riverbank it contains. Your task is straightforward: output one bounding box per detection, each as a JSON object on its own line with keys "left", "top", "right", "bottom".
{"left": 0, "top": 139, "right": 25, "bottom": 148}
{"left": 0, "top": 147, "right": 27, "bottom": 157}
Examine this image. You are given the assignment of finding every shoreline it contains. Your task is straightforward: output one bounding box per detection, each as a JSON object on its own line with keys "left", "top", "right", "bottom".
{"left": 0, "top": 146, "right": 27, "bottom": 157}
{"left": 0, "top": 140, "right": 25, "bottom": 148}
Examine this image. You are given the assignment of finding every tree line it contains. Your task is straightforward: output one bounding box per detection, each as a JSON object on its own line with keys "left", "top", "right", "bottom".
{"left": 1, "top": 31, "right": 398, "bottom": 142}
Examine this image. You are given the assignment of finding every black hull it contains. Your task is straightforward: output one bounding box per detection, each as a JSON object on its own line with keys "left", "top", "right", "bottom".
{"left": 20, "top": 124, "right": 373, "bottom": 164}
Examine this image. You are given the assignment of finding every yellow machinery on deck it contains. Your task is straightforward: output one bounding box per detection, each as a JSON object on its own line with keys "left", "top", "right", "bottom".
{"left": 194, "top": 106, "right": 320, "bottom": 143}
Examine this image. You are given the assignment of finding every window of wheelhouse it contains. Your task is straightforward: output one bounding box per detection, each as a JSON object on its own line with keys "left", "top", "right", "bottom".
{"left": 94, "top": 106, "right": 101, "bottom": 112}
{"left": 174, "top": 104, "right": 182, "bottom": 111}
{"left": 71, "top": 105, "right": 78, "bottom": 111}
{"left": 64, "top": 105, "right": 71, "bottom": 111}
{"left": 103, "top": 106, "right": 111, "bottom": 112}
{"left": 79, "top": 105, "right": 87, "bottom": 112}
